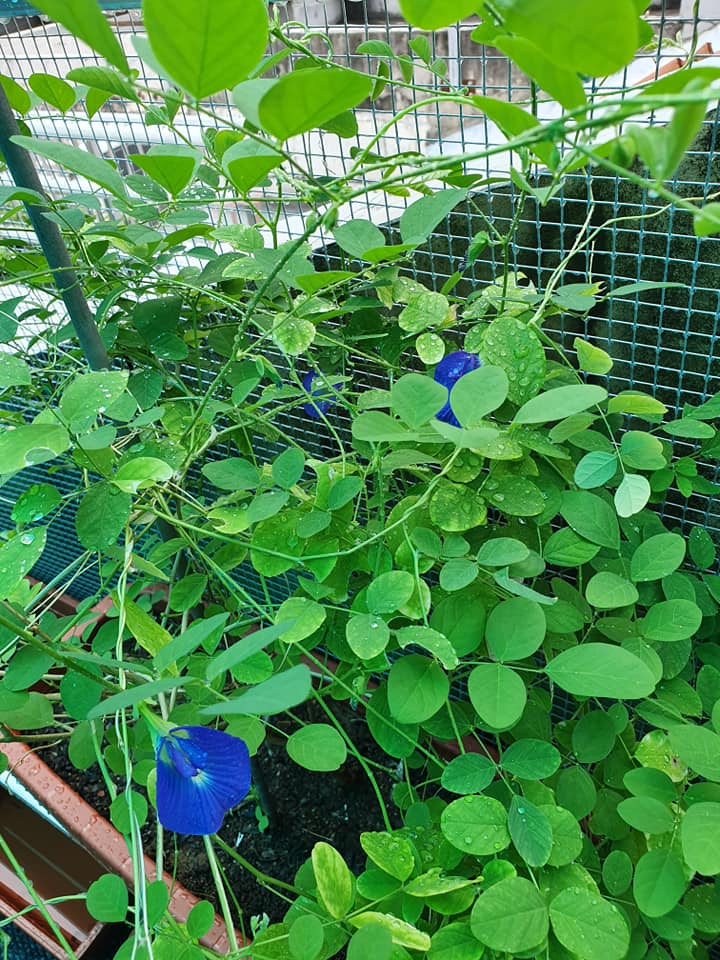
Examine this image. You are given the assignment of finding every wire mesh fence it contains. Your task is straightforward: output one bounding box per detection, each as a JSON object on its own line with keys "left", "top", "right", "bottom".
{"left": 0, "top": 0, "right": 719, "bottom": 597}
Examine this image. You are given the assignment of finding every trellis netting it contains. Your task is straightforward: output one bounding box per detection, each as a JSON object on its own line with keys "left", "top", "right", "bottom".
{"left": 0, "top": 0, "right": 719, "bottom": 598}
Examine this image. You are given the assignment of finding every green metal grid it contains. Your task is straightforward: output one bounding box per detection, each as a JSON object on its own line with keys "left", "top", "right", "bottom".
{"left": 0, "top": 1, "right": 719, "bottom": 596}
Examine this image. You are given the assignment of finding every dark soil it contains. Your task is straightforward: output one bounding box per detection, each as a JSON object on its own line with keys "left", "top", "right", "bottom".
{"left": 40, "top": 700, "right": 402, "bottom": 932}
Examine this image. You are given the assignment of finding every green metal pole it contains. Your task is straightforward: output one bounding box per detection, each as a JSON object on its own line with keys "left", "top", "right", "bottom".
{"left": 0, "top": 85, "right": 110, "bottom": 370}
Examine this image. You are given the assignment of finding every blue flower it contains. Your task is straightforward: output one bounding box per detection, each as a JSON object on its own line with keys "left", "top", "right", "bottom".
{"left": 433, "top": 351, "right": 482, "bottom": 427}
{"left": 302, "top": 370, "right": 342, "bottom": 420}
{"left": 155, "top": 725, "right": 251, "bottom": 835}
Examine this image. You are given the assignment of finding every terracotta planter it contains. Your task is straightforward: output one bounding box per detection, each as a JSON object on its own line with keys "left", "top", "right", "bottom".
{"left": 0, "top": 740, "right": 240, "bottom": 957}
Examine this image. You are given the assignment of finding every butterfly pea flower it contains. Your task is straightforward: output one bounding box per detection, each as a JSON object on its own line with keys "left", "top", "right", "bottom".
{"left": 154, "top": 724, "right": 251, "bottom": 835}
{"left": 433, "top": 350, "right": 482, "bottom": 427}
{"left": 302, "top": 370, "right": 343, "bottom": 420}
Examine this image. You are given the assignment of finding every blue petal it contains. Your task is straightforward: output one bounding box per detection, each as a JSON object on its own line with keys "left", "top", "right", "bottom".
{"left": 433, "top": 351, "right": 482, "bottom": 426}
{"left": 156, "top": 726, "right": 251, "bottom": 835}
{"left": 301, "top": 371, "right": 342, "bottom": 420}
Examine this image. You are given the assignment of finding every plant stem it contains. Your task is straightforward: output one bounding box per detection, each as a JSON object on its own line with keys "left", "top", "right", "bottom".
{"left": 204, "top": 835, "right": 240, "bottom": 957}
{"left": 0, "top": 831, "right": 80, "bottom": 960}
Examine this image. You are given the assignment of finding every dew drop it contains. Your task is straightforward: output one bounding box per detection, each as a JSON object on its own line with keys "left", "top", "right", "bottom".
{"left": 517, "top": 806, "right": 525, "bottom": 814}
{"left": 464, "top": 836, "right": 473, "bottom": 845}
{"left": 20, "top": 533, "right": 34, "bottom": 545}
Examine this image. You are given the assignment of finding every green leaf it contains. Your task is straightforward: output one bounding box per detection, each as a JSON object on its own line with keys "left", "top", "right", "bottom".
{"left": 131, "top": 145, "right": 201, "bottom": 196}
{"left": 470, "top": 877, "right": 548, "bottom": 953}
{"left": 272, "top": 447, "right": 305, "bottom": 489}
{"left": 514, "top": 384, "right": 607, "bottom": 424}
{"left": 202, "top": 457, "right": 260, "bottom": 491}
{"left": 623, "top": 766, "right": 676, "bottom": 803}
{"left": 585, "top": 572, "right": 638, "bottom": 610}
{"left": 395, "top": 625, "right": 458, "bottom": 670}
{"left": 360, "top": 832, "right": 414, "bottom": 881}
{"left": 617, "top": 796, "right": 674, "bottom": 834}
{"left": 546, "top": 644, "right": 656, "bottom": 699}
{"left": 0, "top": 528, "right": 46, "bottom": 602}
{"left": 114, "top": 457, "right": 173, "bottom": 494}
{"left": 352, "top": 411, "right": 413, "bottom": 443}
{"left": 312, "top": 842, "right": 354, "bottom": 919}
{"left": 663, "top": 417, "right": 716, "bottom": 439}
{"left": 493, "top": 0, "right": 639, "bottom": 75}
{"left": 399, "top": 0, "right": 479, "bottom": 29}
{"left": 350, "top": 913, "right": 429, "bottom": 952}
{"left": 602, "top": 850, "right": 633, "bottom": 895}
{"left": 0, "top": 353, "right": 30, "bottom": 390}
{"left": 5, "top": 648, "right": 54, "bottom": 693}
{"left": 66, "top": 65, "right": 138, "bottom": 100}
{"left": 273, "top": 313, "right": 315, "bottom": 355}
{"left": 494, "top": 35, "right": 585, "bottom": 110}
{"left": 0, "top": 691, "right": 53, "bottom": 730}
{"left": 399, "top": 291, "right": 449, "bottom": 333}
{"left": 346, "top": 614, "right": 390, "bottom": 659}
{"left": 258, "top": 67, "right": 372, "bottom": 140}
{"left": 0, "top": 425, "right": 68, "bottom": 481}
{"left": 560, "top": 491, "right": 619, "bottom": 550}
{"left": 201, "top": 664, "right": 312, "bottom": 716}
{"left": 143, "top": 0, "right": 268, "bottom": 99}
{"left": 476, "top": 537, "right": 529, "bottom": 567}
{"left": 574, "top": 451, "right": 618, "bottom": 489}
{"left": 630, "top": 533, "right": 686, "bottom": 581}
{"left": 86, "top": 874, "right": 128, "bottom": 922}
{"left": 399, "top": 188, "right": 467, "bottom": 244}
{"left": 287, "top": 724, "right": 347, "bottom": 772}
{"left": 387, "top": 654, "right": 449, "bottom": 724}
{"left": 681, "top": 802, "right": 720, "bottom": 875}
{"left": 642, "top": 599, "right": 702, "bottom": 642}
{"left": 367, "top": 570, "right": 415, "bottom": 615}
{"left": 154, "top": 613, "right": 229, "bottom": 674}
{"left": 550, "top": 888, "right": 629, "bottom": 960}
{"left": 689, "top": 527, "right": 716, "bottom": 570}
{"left": 620, "top": 431, "right": 666, "bottom": 470}
{"left": 574, "top": 337, "right": 613, "bottom": 374}
{"left": 1, "top": 75, "right": 30, "bottom": 114}
{"left": 501, "top": 739, "right": 560, "bottom": 780}
{"left": 390, "top": 373, "right": 446, "bottom": 428}
{"left": 633, "top": 848, "right": 686, "bottom": 917}
{"left": 204, "top": 624, "right": 291, "bottom": 682}
{"left": 11, "top": 136, "right": 125, "bottom": 199}
{"left": 186, "top": 900, "right": 216, "bottom": 940}
{"left": 441, "top": 754, "right": 496, "bottom": 794}
{"left": 508, "top": 795, "right": 553, "bottom": 867}
{"left": 441, "top": 795, "right": 510, "bottom": 855}
{"left": 60, "top": 370, "right": 129, "bottom": 429}
{"left": 123, "top": 596, "right": 172, "bottom": 659}
{"left": 12, "top": 483, "right": 60, "bottom": 525}
{"left": 479, "top": 315, "right": 546, "bottom": 405}
{"left": 468, "top": 663, "right": 527, "bottom": 728}
{"left": 429, "top": 480, "right": 487, "bottom": 532}
{"left": 614, "top": 473, "right": 651, "bottom": 517}
{"left": 694, "top": 202, "right": 720, "bottom": 237}
{"left": 274, "top": 597, "right": 326, "bottom": 643}
{"left": 608, "top": 391, "right": 667, "bottom": 416}
{"left": 30, "top": 0, "right": 129, "bottom": 72}
{"left": 27, "top": 73, "right": 75, "bottom": 111}
{"left": 572, "top": 710, "right": 617, "bottom": 762}
{"left": 450, "top": 365, "right": 509, "bottom": 427}
{"left": 76, "top": 483, "right": 131, "bottom": 551}
{"left": 485, "top": 597, "right": 546, "bottom": 661}
{"left": 222, "top": 139, "right": 284, "bottom": 193}
{"left": 333, "top": 219, "right": 385, "bottom": 259}
{"left": 87, "top": 677, "right": 188, "bottom": 720}
{"left": 668, "top": 724, "right": 720, "bottom": 781}
{"left": 428, "top": 923, "right": 483, "bottom": 960}
{"left": 543, "top": 527, "right": 600, "bottom": 567}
